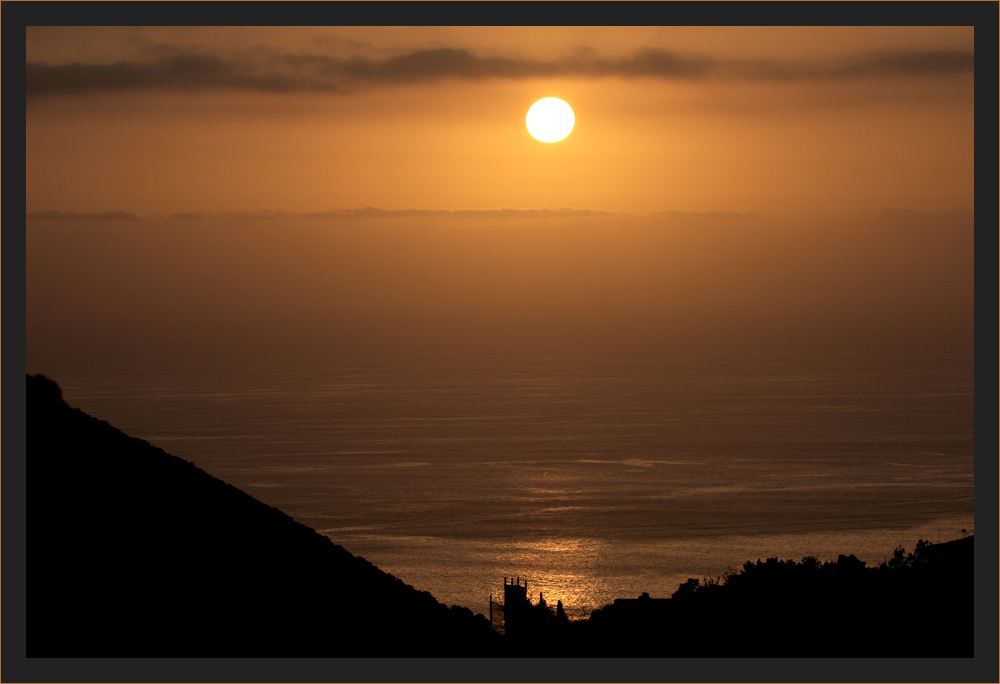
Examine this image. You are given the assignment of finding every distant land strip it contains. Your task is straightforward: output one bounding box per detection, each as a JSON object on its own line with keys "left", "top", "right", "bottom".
{"left": 26, "top": 210, "right": 140, "bottom": 222}
{"left": 28, "top": 208, "right": 765, "bottom": 222}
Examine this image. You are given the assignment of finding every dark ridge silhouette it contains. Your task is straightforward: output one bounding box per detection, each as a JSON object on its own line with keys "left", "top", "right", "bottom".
{"left": 27, "top": 373, "right": 973, "bottom": 657}
{"left": 564, "top": 539, "right": 973, "bottom": 657}
{"left": 26, "top": 374, "right": 500, "bottom": 656}
{"left": 494, "top": 538, "right": 973, "bottom": 656}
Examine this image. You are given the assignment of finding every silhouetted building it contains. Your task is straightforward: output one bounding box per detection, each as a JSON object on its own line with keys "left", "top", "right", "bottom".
{"left": 500, "top": 577, "right": 531, "bottom": 636}
{"left": 504, "top": 576, "right": 528, "bottom": 606}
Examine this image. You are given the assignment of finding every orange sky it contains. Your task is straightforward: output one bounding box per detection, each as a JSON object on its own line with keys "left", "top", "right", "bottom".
{"left": 26, "top": 26, "right": 974, "bottom": 217}
{"left": 25, "top": 26, "right": 976, "bottom": 363}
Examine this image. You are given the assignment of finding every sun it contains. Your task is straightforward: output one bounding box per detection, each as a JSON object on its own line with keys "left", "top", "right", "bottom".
{"left": 526, "top": 97, "right": 575, "bottom": 143}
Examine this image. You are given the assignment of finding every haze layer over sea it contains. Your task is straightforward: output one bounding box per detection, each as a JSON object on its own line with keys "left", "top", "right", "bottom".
{"left": 29, "top": 349, "right": 974, "bottom": 620}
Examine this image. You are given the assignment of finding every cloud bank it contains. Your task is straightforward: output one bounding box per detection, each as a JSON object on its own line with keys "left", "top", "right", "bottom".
{"left": 26, "top": 47, "right": 974, "bottom": 98}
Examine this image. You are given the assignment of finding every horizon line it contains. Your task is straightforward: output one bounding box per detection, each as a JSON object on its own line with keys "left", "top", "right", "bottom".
{"left": 25, "top": 207, "right": 977, "bottom": 224}
{"left": 26, "top": 207, "right": 763, "bottom": 223}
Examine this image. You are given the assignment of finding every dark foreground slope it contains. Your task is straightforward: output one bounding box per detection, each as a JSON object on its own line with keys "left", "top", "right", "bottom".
{"left": 496, "top": 538, "right": 974, "bottom": 657}
{"left": 27, "top": 374, "right": 500, "bottom": 657}
{"left": 27, "top": 373, "right": 974, "bottom": 658}
{"left": 570, "top": 536, "right": 974, "bottom": 657}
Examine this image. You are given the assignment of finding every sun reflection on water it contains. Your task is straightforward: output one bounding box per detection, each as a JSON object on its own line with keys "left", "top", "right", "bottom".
{"left": 485, "top": 537, "right": 618, "bottom": 619}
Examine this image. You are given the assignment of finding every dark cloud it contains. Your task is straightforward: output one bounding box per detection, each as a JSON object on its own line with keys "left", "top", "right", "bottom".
{"left": 826, "top": 50, "right": 975, "bottom": 78}
{"left": 26, "top": 46, "right": 974, "bottom": 98}
{"left": 725, "top": 50, "right": 975, "bottom": 81}
{"left": 27, "top": 210, "right": 139, "bottom": 222}
{"left": 25, "top": 48, "right": 713, "bottom": 98}
{"left": 26, "top": 53, "right": 344, "bottom": 98}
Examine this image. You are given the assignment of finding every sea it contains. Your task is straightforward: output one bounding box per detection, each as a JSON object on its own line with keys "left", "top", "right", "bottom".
{"left": 31, "top": 349, "right": 974, "bottom": 620}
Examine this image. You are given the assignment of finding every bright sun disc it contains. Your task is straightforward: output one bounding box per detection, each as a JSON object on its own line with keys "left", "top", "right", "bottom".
{"left": 526, "top": 97, "right": 575, "bottom": 143}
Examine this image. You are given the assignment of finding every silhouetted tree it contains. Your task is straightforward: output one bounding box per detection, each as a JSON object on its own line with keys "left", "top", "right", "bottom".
{"left": 556, "top": 600, "right": 569, "bottom": 625}
{"left": 671, "top": 578, "right": 699, "bottom": 600}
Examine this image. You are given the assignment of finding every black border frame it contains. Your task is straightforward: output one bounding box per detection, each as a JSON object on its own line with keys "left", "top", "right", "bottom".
{"left": 5, "top": 2, "right": 997, "bottom": 682}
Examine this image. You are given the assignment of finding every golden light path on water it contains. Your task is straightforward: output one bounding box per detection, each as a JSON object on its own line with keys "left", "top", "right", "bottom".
{"left": 485, "top": 536, "right": 615, "bottom": 615}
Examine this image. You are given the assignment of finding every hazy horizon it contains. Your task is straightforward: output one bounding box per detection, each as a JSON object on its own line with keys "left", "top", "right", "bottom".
{"left": 27, "top": 207, "right": 973, "bottom": 369}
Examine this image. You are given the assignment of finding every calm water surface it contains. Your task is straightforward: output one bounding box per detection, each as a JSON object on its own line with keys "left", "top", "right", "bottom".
{"left": 35, "top": 351, "right": 974, "bottom": 619}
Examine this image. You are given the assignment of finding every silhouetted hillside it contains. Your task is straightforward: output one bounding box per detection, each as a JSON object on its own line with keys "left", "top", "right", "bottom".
{"left": 565, "top": 537, "right": 974, "bottom": 656}
{"left": 27, "top": 374, "right": 500, "bottom": 656}
{"left": 27, "top": 373, "right": 973, "bottom": 657}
